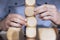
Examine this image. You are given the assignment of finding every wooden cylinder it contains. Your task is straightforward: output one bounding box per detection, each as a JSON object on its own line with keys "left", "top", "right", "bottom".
{"left": 26, "top": 17, "right": 37, "bottom": 27}
{"left": 26, "top": 27, "right": 36, "bottom": 38}
{"left": 25, "top": 0, "right": 36, "bottom": 6}
{"left": 25, "top": 7, "right": 35, "bottom": 17}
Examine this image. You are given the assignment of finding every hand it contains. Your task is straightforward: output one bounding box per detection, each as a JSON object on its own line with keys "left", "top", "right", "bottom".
{"left": 0, "top": 13, "right": 26, "bottom": 31}
{"left": 34, "top": 4, "right": 60, "bottom": 25}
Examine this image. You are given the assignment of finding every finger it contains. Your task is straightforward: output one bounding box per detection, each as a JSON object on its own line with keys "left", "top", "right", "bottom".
{"left": 34, "top": 4, "right": 47, "bottom": 15}
{"left": 42, "top": 16, "right": 53, "bottom": 20}
{"left": 10, "top": 18, "right": 21, "bottom": 24}
{"left": 9, "top": 14, "right": 27, "bottom": 22}
{"left": 45, "top": 4, "right": 57, "bottom": 11}
{"left": 20, "top": 20, "right": 27, "bottom": 25}
{"left": 8, "top": 22, "right": 22, "bottom": 28}
{"left": 15, "top": 14, "right": 27, "bottom": 22}
{"left": 34, "top": 4, "right": 47, "bottom": 11}
{"left": 10, "top": 18, "right": 26, "bottom": 25}
{"left": 34, "top": 4, "right": 57, "bottom": 15}
{"left": 40, "top": 12, "right": 52, "bottom": 17}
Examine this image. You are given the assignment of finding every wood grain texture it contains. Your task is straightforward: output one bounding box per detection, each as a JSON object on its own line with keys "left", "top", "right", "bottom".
{"left": 25, "top": 0, "right": 35, "bottom": 6}
{"left": 25, "top": 7, "right": 35, "bottom": 17}
{"left": 26, "top": 17, "right": 37, "bottom": 27}
{"left": 7, "top": 27, "right": 24, "bottom": 40}
{"left": 26, "top": 28, "right": 36, "bottom": 38}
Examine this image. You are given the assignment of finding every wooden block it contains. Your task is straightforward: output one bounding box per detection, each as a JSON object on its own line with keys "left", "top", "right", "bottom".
{"left": 26, "top": 27, "right": 36, "bottom": 38}
{"left": 38, "top": 28, "right": 57, "bottom": 40}
{"left": 7, "top": 27, "right": 23, "bottom": 40}
{"left": 26, "top": 17, "right": 37, "bottom": 27}
{"left": 25, "top": 0, "right": 35, "bottom": 6}
{"left": 25, "top": 7, "right": 35, "bottom": 17}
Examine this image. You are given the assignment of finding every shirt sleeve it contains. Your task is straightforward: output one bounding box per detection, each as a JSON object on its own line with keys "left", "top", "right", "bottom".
{"left": 0, "top": 0, "right": 9, "bottom": 20}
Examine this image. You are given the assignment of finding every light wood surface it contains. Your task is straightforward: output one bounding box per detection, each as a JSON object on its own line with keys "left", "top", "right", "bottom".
{"left": 25, "top": 7, "right": 35, "bottom": 16}
{"left": 26, "top": 28, "right": 36, "bottom": 38}
{"left": 38, "top": 28, "right": 57, "bottom": 40}
{"left": 25, "top": 0, "right": 35, "bottom": 6}
{"left": 26, "top": 17, "right": 37, "bottom": 27}
{"left": 7, "top": 27, "right": 24, "bottom": 40}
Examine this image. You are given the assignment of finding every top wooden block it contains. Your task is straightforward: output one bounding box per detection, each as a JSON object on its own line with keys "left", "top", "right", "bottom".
{"left": 25, "top": 0, "right": 36, "bottom": 6}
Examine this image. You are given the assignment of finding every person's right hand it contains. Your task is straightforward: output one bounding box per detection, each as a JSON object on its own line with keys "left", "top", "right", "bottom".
{"left": 0, "top": 13, "right": 27, "bottom": 31}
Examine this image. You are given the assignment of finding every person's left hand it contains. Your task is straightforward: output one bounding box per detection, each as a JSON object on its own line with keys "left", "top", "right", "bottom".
{"left": 34, "top": 4, "right": 60, "bottom": 25}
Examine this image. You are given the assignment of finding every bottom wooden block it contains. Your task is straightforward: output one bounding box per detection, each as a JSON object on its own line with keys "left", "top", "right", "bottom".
{"left": 38, "top": 28, "right": 57, "bottom": 40}
{"left": 26, "top": 28, "right": 36, "bottom": 38}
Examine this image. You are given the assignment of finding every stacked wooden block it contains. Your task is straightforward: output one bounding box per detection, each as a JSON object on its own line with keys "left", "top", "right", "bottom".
{"left": 25, "top": 0, "right": 37, "bottom": 39}
{"left": 25, "top": 0, "right": 58, "bottom": 40}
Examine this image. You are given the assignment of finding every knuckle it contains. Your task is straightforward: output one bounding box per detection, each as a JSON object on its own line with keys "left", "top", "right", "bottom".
{"left": 50, "top": 5, "right": 56, "bottom": 9}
